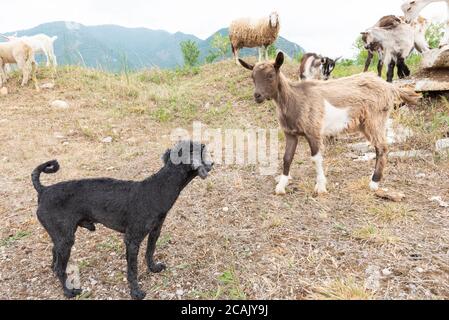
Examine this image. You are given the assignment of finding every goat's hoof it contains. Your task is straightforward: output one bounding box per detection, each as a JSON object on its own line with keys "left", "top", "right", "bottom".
{"left": 369, "top": 181, "right": 380, "bottom": 192}
{"left": 275, "top": 187, "right": 287, "bottom": 196}
{"left": 149, "top": 262, "right": 166, "bottom": 274}
{"left": 63, "top": 288, "right": 82, "bottom": 299}
{"left": 314, "top": 186, "right": 328, "bottom": 195}
{"left": 130, "top": 289, "right": 146, "bottom": 300}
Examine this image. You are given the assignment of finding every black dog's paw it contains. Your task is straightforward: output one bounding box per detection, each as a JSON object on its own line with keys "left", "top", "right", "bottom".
{"left": 130, "top": 289, "right": 146, "bottom": 300}
{"left": 64, "top": 288, "right": 82, "bottom": 299}
{"left": 149, "top": 262, "right": 166, "bottom": 273}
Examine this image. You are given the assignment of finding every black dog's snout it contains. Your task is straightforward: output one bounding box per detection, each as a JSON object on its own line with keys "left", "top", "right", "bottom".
{"left": 254, "top": 93, "right": 262, "bottom": 100}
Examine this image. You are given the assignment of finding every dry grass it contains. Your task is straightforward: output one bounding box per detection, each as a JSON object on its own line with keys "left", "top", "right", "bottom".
{"left": 0, "top": 61, "right": 448, "bottom": 300}
{"left": 308, "top": 278, "right": 375, "bottom": 300}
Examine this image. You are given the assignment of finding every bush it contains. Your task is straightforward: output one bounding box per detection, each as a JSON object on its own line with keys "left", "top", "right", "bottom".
{"left": 180, "top": 40, "right": 200, "bottom": 67}
{"left": 206, "top": 34, "right": 231, "bottom": 63}
{"left": 426, "top": 23, "right": 445, "bottom": 49}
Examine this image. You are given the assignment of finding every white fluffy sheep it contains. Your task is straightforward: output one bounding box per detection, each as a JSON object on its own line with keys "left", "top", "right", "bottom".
{"left": 0, "top": 40, "right": 38, "bottom": 89}
{"left": 5, "top": 34, "right": 58, "bottom": 67}
{"left": 229, "top": 12, "right": 280, "bottom": 64}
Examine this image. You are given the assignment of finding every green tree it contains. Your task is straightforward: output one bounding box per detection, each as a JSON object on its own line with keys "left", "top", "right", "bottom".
{"left": 426, "top": 23, "right": 445, "bottom": 49}
{"left": 206, "top": 34, "right": 230, "bottom": 63}
{"left": 180, "top": 40, "right": 200, "bottom": 67}
{"left": 267, "top": 44, "right": 277, "bottom": 59}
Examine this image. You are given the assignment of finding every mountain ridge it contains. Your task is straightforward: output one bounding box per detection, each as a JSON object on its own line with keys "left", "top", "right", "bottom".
{"left": 2, "top": 21, "right": 305, "bottom": 71}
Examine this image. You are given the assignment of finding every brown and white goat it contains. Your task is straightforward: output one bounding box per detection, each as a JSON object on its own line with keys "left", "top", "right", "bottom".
{"left": 239, "top": 52, "right": 421, "bottom": 195}
{"left": 299, "top": 53, "right": 341, "bottom": 81}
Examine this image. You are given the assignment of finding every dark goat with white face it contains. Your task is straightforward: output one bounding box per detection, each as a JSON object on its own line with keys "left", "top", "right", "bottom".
{"left": 299, "top": 53, "right": 341, "bottom": 81}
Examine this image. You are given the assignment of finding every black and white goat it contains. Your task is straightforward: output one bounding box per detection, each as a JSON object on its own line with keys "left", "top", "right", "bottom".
{"left": 362, "top": 15, "right": 430, "bottom": 82}
{"left": 299, "top": 53, "right": 341, "bottom": 81}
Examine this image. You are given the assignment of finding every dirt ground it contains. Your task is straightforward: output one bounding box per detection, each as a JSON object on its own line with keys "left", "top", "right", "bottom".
{"left": 0, "top": 62, "right": 448, "bottom": 300}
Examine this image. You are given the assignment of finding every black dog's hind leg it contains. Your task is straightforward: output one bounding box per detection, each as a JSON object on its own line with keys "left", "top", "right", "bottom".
{"left": 53, "top": 236, "right": 81, "bottom": 298}
{"left": 146, "top": 223, "right": 167, "bottom": 273}
{"left": 125, "top": 234, "right": 146, "bottom": 300}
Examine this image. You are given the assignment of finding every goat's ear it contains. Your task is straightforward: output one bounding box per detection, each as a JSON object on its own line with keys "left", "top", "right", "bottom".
{"left": 334, "top": 56, "right": 342, "bottom": 63}
{"left": 162, "top": 149, "right": 171, "bottom": 165}
{"left": 274, "top": 52, "right": 284, "bottom": 70}
{"left": 238, "top": 59, "right": 254, "bottom": 71}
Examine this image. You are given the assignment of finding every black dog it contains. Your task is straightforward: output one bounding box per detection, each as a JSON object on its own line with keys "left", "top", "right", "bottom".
{"left": 32, "top": 141, "right": 213, "bottom": 300}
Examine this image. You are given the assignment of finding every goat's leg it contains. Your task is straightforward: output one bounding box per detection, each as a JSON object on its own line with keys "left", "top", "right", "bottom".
{"left": 364, "top": 51, "right": 374, "bottom": 72}
{"left": 145, "top": 223, "right": 166, "bottom": 273}
{"left": 377, "top": 50, "right": 384, "bottom": 77}
{"left": 386, "top": 60, "right": 395, "bottom": 83}
{"left": 125, "top": 234, "right": 146, "bottom": 300}
{"left": 265, "top": 46, "right": 269, "bottom": 61}
{"left": 307, "top": 136, "right": 327, "bottom": 194}
{"left": 258, "top": 47, "right": 262, "bottom": 62}
{"left": 370, "top": 143, "right": 388, "bottom": 192}
{"left": 275, "top": 133, "right": 298, "bottom": 195}
{"left": 16, "top": 57, "right": 30, "bottom": 87}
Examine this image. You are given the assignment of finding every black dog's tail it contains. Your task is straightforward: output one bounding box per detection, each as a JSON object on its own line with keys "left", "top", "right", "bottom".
{"left": 32, "top": 160, "right": 60, "bottom": 194}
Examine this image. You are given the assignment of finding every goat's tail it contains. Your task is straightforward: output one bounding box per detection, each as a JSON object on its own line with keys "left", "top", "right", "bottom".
{"left": 32, "top": 160, "right": 60, "bottom": 194}
{"left": 51, "top": 36, "right": 58, "bottom": 42}
{"left": 396, "top": 86, "right": 422, "bottom": 106}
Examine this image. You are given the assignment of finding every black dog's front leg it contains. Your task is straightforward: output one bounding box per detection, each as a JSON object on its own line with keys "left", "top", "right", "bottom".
{"left": 146, "top": 224, "right": 167, "bottom": 273}
{"left": 125, "top": 236, "right": 146, "bottom": 300}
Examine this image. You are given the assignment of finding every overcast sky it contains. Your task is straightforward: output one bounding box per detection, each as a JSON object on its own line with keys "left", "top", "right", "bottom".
{"left": 0, "top": 0, "right": 447, "bottom": 57}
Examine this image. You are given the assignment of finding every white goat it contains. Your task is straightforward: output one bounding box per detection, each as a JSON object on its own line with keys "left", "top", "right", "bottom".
{"left": 0, "top": 40, "right": 38, "bottom": 89}
{"left": 4, "top": 34, "right": 58, "bottom": 67}
{"left": 402, "top": 0, "right": 449, "bottom": 47}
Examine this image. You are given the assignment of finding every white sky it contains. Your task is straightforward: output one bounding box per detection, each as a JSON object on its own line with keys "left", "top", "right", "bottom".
{"left": 0, "top": 0, "right": 447, "bottom": 58}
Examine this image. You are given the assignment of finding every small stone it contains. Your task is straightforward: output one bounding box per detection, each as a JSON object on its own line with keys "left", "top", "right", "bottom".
{"left": 106, "top": 167, "right": 115, "bottom": 171}
{"left": 436, "top": 138, "right": 449, "bottom": 154}
{"left": 40, "top": 82, "right": 55, "bottom": 89}
{"left": 375, "top": 189, "right": 406, "bottom": 202}
{"left": 382, "top": 268, "right": 393, "bottom": 276}
{"left": 102, "top": 137, "right": 113, "bottom": 144}
{"left": 354, "top": 153, "right": 377, "bottom": 162}
{"left": 416, "top": 267, "right": 424, "bottom": 273}
{"left": 429, "top": 196, "right": 449, "bottom": 208}
{"left": 389, "top": 150, "right": 432, "bottom": 159}
{"left": 349, "top": 142, "right": 372, "bottom": 154}
{"left": 176, "top": 289, "right": 184, "bottom": 296}
{"left": 62, "top": 142, "right": 70, "bottom": 146}
{"left": 0, "top": 87, "right": 8, "bottom": 95}
{"left": 50, "top": 100, "right": 70, "bottom": 109}
{"left": 415, "top": 173, "right": 426, "bottom": 178}
{"left": 222, "top": 207, "right": 229, "bottom": 213}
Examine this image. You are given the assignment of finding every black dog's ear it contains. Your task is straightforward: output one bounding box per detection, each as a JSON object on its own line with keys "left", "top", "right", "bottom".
{"left": 162, "top": 149, "right": 171, "bottom": 165}
{"left": 239, "top": 59, "right": 254, "bottom": 71}
{"left": 274, "top": 52, "right": 284, "bottom": 70}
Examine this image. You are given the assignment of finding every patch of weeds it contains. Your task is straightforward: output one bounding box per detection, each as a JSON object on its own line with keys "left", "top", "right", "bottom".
{"left": 150, "top": 107, "right": 172, "bottom": 123}
{"left": 352, "top": 225, "right": 399, "bottom": 244}
{"left": 368, "top": 203, "right": 414, "bottom": 222}
{"left": 78, "top": 259, "right": 91, "bottom": 271}
{"left": 216, "top": 268, "right": 247, "bottom": 300}
{"left": 76, "top": 291, "right": 93, "bottom": 300}
{"left": 309, "top": 278, "right": 374, "bottom": 300}
{"left": 0, "top": 231, "right": 31, "bottom": 247}
{"left": 156, "top": 234, "right": 171, "bottom": 249}
{"left": 97, "top": 236, "right": 123, "bottom": 254}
